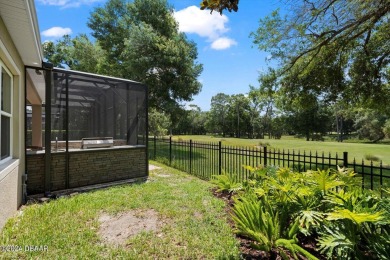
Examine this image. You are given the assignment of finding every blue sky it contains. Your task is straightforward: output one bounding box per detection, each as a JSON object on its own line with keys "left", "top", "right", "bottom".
{"left": 35, "top": 0, "right": 279, "bottom": 111}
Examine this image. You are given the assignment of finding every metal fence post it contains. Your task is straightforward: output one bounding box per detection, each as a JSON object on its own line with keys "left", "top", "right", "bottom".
{"left": 343, "top": 152, "right": 348, "bottom": 167}
{"left": 169, "top": 136, "right": 172, "bottom": 165}
{"left": 190, "top": 139, "right": 193, "bottom": 174}
{"left": 44, "top": 69, "right": 52, "bottom": 195}
{"left": 264, "top": 146, "right": 267, "bottom": 166}
{"left": 219, "top": 141, "right": 222, "bottom": 175}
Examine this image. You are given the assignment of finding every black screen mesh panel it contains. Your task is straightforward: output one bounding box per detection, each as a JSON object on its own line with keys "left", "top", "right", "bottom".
{"left": 51, "top": 69, "right": 147, "bottom": 146}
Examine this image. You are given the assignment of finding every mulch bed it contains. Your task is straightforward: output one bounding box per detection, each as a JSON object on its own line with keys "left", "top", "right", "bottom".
{"left": 211, "top": 188, "right": 326, "bottom": 260}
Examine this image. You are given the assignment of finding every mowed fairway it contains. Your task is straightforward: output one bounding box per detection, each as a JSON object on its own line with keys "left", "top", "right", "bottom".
{"left": 171, "top": 135, "right": 390, "bottom": 165}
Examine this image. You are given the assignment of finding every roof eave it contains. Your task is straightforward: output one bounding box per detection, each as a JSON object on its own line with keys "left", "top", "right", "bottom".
{"left": 25, "top": 0, "right": 43, "bottom": 66}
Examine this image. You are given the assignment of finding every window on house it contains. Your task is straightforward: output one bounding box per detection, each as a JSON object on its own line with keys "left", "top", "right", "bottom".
{"left": 0, "top": 62, "right": 12, "bottom": 161}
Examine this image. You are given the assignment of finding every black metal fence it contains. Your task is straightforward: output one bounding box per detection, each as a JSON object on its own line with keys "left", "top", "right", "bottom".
{"left": 148, "top": 137, "right": 390, "bottom": 191}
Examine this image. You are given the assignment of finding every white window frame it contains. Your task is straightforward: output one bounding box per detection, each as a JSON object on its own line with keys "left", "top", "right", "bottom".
{"left": 0, "top": 60, "right": 13, "bottom": 164}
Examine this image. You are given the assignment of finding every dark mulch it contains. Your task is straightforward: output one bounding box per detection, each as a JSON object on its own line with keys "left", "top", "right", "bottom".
{"left": 211, "top": 188, "right": 326, "bottom": 260}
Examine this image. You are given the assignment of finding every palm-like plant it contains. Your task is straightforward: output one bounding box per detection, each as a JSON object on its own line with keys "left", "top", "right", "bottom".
{"left": 232, "top": 195, "right": 280, "bottom": 252}
{"left": 318, "top": 186, "right": 387, "bottom": 259}
{"left": 366, "top": 227, "right": 390, "bottom": 260}
{"left": 210, "top": 172, "right": 242, "bottom": 198}
{"left": 242, "top": 164, "right": 275, "bottom": 182}
{"left": 295, "top": 210, "right": 324, "bottom": 235}
{"left": 317, "top": 224, "right": 359, "bottom": 259}
{"left": 232, "top": 195, "right": 318, "bottom": 260}
{"left": 318, "top": 209, "right": 385, "bottom": 260}
{"left": 307, "top": 169, "right": 344, "bottom": 196}
{"left": 333, "top": 165, "right": 362, "bottom": 189}
{"left": 327, "top": 209, "right": 384, "bottom": 225}
{"left": 226, "top": 165, "right": 390, "bottom": 259}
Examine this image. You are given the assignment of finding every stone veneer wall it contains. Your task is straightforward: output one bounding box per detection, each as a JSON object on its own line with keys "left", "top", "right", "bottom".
{"left": 27, "top": 147, "right": 147, "bottom": 194}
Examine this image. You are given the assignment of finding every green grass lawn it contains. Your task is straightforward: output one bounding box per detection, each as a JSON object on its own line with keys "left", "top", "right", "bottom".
{"left": 172, "top": 135, "right": 390, "bottom": 165}
{"left": 0, "top": 162, "right": 240, "bottom": 259}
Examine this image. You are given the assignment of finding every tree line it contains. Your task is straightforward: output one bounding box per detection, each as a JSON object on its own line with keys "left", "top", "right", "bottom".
{"left": 43, "top": 0, "right": 390, "bottom": 142}
{"left": 153, "top": 90, "right": 390, "bottom": 143}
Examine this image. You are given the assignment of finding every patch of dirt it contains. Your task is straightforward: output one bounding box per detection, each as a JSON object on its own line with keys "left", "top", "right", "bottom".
{"left": 193, "top": 211, "right": 203, "bottom": 220}
{"left": 155, "top": 173, "right": 171, "bottom": 178}
{"left": 149, "top": 164, "right": 162, "bottom": 171}
{"left": 98, "top": 209, "right": 161, "bottom": 246}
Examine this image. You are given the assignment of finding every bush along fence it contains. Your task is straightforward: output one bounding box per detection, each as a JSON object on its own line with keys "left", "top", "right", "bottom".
{"left": 148, "top": 137, "right": 390, "bottom": 191}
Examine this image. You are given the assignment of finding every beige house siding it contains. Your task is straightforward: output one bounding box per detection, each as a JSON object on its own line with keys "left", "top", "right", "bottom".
{"left": 0, "top": 161, "right": 20, "bottom": 229}
{"left": 0, "top": 16, "right": 26, "bottom": 231}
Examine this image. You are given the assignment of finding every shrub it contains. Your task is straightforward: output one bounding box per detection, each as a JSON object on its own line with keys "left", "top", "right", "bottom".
{"left": 211, "top": 172, "right": 242, "bottom": 198}
{"left": 155, "top": 156, "right": 170, "bottom": 165}
{"left": 258, "top": 141, "right": 271, "bottom": 147}
{"left": 364, "top": 154, "right": 380, "bottom": 162}
{"left": 221, "top": 166, "right": 390, "bottom": 259}
{"left": 232, "top": 195, "right": 318, "bottom": 259}
{"left": 311, "top": 133, "right": 324, "bottom": 141}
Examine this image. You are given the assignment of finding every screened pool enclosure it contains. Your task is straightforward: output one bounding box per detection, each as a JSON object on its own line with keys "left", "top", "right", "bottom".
{"left": 26, "top": 67, "right": 148, "bottom": 194}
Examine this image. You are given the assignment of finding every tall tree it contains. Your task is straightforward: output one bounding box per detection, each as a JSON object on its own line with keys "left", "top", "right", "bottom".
{"left": 226, "top": 94, "right": 251, "bottom": 138}
{"left": 43, "top": 34, "right": 106, "bottom": 73}
{"left": 171, "top": 106, "right": 207, "bottom": 135}
{"left": 88, "top": 0, "right": 203, "bottom": 116}
{"left": 247, "top": 87, "right": 263, "bottom": 139}
{"left": 347, "top": 21, "right": 390, "bottom": 109}
{"left": 331, "top": 100, "right": 356, "bottom": 142}
{"left": 384, "top": 120, "right": 390, "bottom": 138}
{"left": 148, "top": 108, "right": 171, "bottom": 137}
{"left": 354, "top": 109, "right": 388, "bottom": 142}
{"left": 277, "top": 67, "right": 333, "bottom": 141}
{"left": 208, "top": 93, "right": 230, "bottom": 136}
{"left": 200, "top": 0, "right": 239, "bottom": 14}
{"left": 253, "top": 68, "right": 280, "bottom": 138}
{"left": 44, "top": 0, "right": 203, "bottom": 120}
{"left": 251, "top": 0, "right": 390, "bottom": 105}
{"left": 188, "top": 104, "right": 201, "bottom": 135}
{"left": 284, "top": 95, "right": 332, "bottom": 141}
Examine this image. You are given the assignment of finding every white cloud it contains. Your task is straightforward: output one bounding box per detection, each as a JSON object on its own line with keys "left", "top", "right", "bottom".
{"left": 41, "top": 27, "right": 72, "bottom": 38}
{"left": 38, "top": 0, "right": 68, "bottom": 6}
{"left": 37, "top": 0, "right": 103, "bottom": 8}
{"left": 174, "top": 6, "right": 236, "bottom": 50}
{"left": 211, "top": 37, "right": 237, "bottom": 50}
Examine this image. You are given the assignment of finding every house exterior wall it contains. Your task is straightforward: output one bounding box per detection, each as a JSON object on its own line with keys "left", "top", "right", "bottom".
{"left": 27, "top": 147, "right": 147, "bottom": 194}
{"left": 0, "top": 17, "right": 26, "bottom": 230}
{"left": 0, "top": 161, "right": 20, "bottom": 229}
